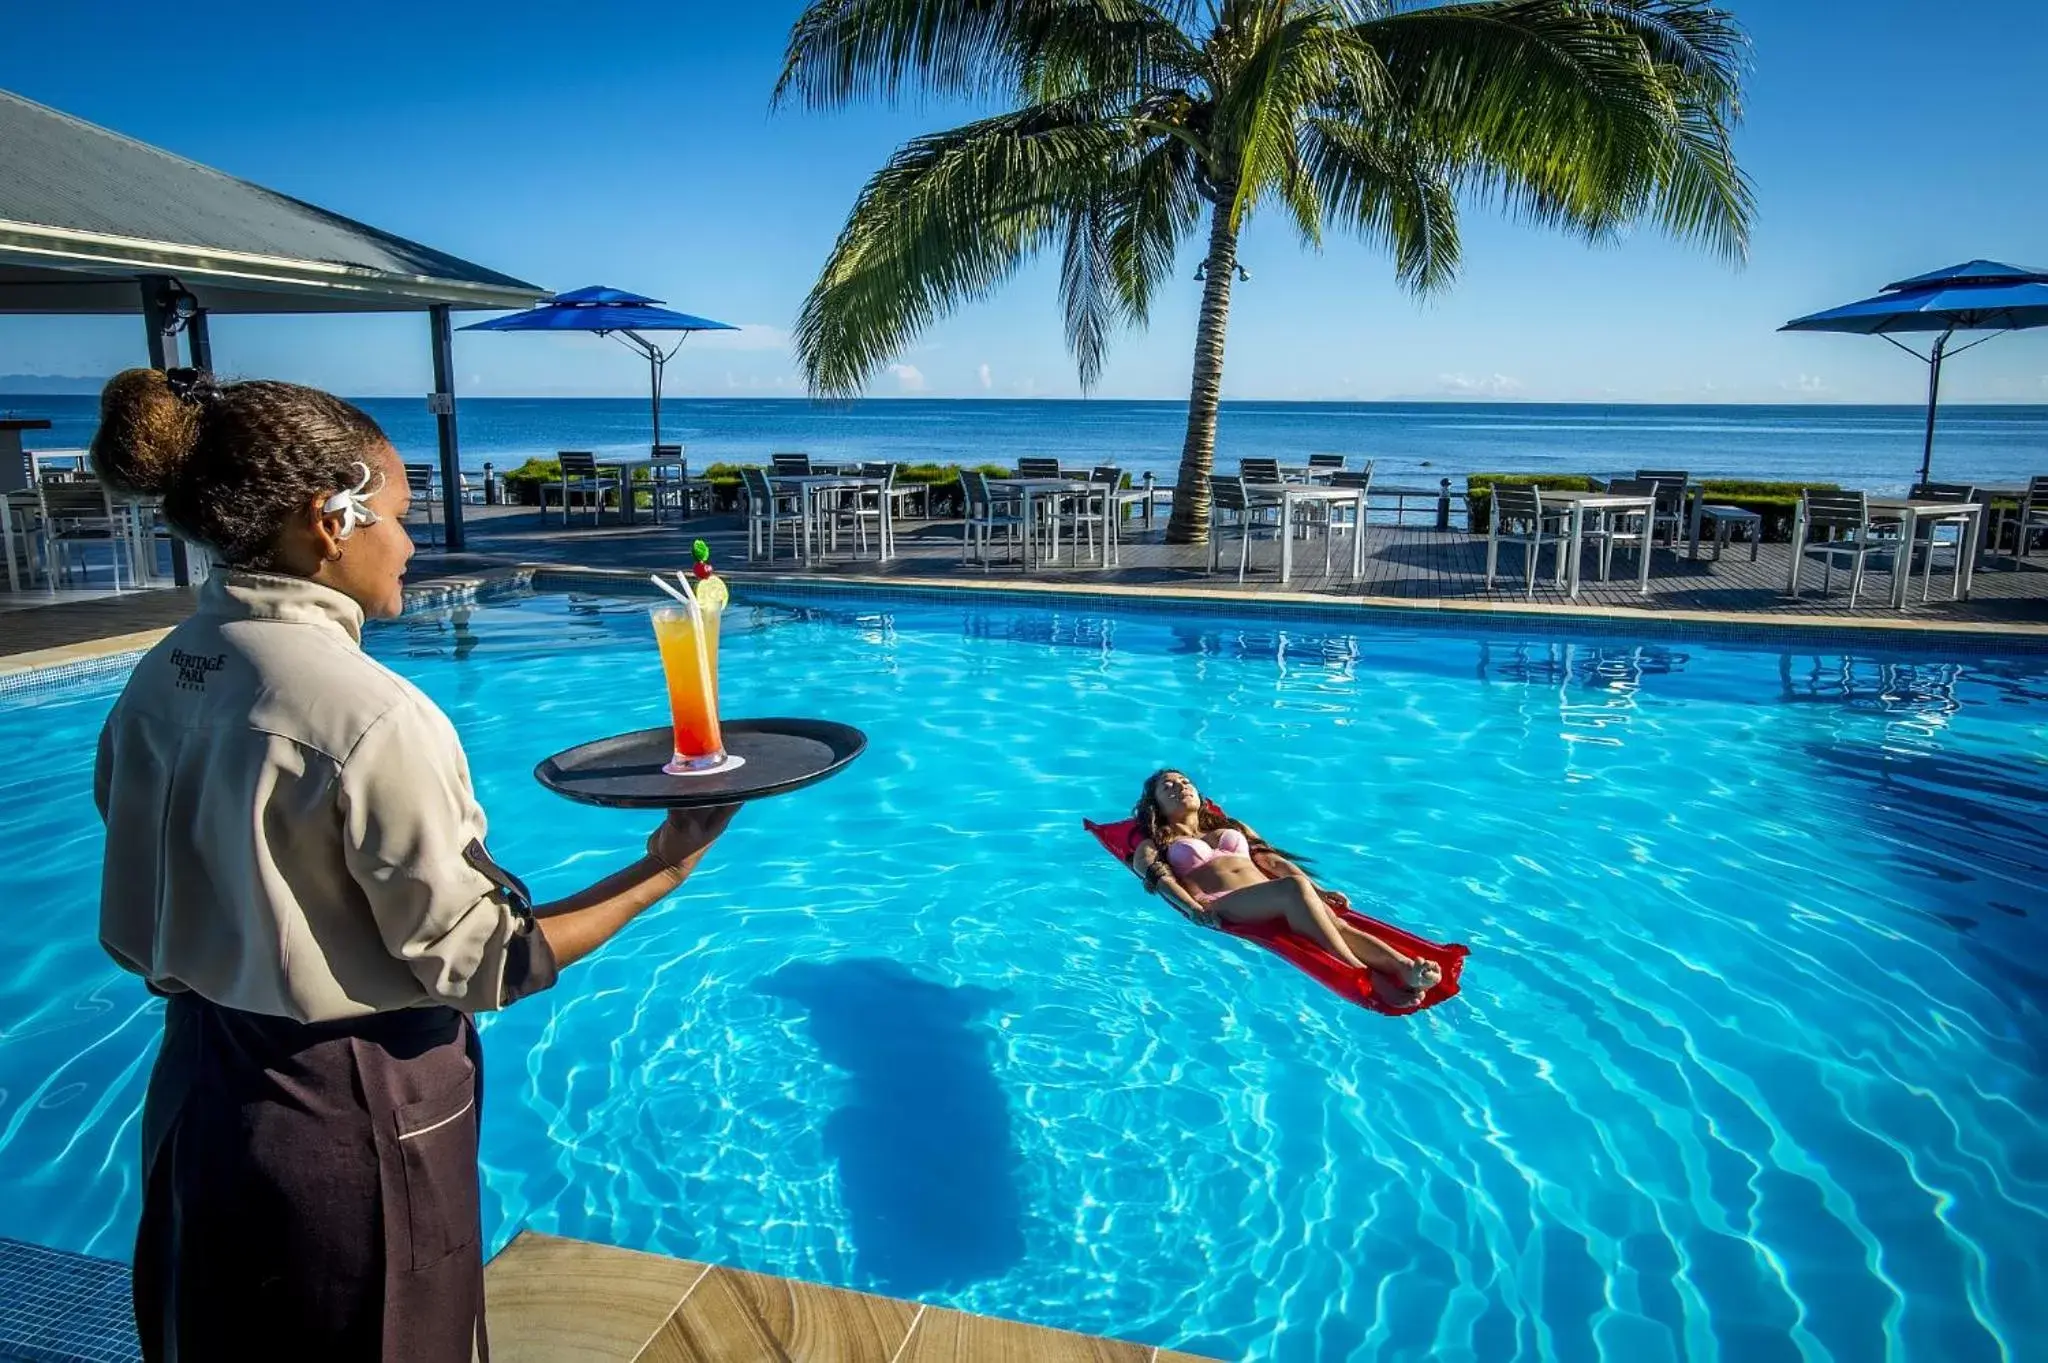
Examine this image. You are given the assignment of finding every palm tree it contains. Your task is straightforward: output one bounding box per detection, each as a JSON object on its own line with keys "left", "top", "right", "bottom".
{"left": 777, "top": 0, "right": 1752, "bottom": 543}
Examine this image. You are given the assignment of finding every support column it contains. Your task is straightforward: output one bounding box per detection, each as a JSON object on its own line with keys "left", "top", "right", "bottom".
{"left": 429, "top": 305, "right": 466, "bottom": 552}
{"left": 186, "top": 309, "right": 214, "bottom": 372}
{"left": 139, "top": 276, "right": 190, "bottom": 585}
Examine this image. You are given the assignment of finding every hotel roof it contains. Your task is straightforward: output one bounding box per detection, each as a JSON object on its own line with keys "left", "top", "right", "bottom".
{"left": 0, "top": 89, "right": 546, "bottom": 315}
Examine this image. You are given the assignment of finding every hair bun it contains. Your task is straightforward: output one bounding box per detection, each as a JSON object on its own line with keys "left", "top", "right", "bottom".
{"left": 90, "top": 367, "right": 206, "bottom": 497}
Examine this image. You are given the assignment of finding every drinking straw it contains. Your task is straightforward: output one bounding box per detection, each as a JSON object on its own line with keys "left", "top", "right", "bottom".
{"left": 648, "top": 574, "right": 693, "bottom": 607}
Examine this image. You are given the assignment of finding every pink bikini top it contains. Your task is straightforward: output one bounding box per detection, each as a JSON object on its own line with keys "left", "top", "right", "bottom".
{"left": 1168, "top": 828, "right": 1250, "bottom": 875}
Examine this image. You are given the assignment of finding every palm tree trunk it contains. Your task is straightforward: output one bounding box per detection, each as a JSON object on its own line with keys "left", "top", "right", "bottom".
{"left": 1165, "top": 195, "right": 1240, "bottom": 545}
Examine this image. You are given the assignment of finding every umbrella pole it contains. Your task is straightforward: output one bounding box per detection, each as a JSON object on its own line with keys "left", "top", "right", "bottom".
{"left": 1920, "top": 328, "right": 1951, "bottom": 487}
{"left": 649, "top": 347, "right": 663, "bottom": 448}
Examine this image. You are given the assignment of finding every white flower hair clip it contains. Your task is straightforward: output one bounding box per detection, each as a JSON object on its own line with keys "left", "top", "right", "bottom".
{"left": 320, "top": 462, "right": 384, "bottom": 539}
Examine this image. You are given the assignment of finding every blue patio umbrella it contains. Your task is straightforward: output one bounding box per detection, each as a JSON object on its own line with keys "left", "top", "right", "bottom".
{"left": 1782, "top": 260, "right": 2048, "bottom": 484}
{"left": 462, "top": 286, "right": 737, "bottom": 448}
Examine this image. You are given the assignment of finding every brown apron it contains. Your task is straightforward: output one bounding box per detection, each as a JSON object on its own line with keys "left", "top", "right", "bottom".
{"left": 132, "top": 993, "right": 488, "bottom": 1363}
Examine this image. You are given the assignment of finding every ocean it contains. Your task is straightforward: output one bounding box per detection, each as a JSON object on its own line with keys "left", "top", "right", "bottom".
{"left": 8, "top": 395, "right": 2046, "bottom": 496}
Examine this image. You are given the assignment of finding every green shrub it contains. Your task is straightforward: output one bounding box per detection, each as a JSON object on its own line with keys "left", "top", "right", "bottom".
{"left": 1693, "top": 479, "right": 1839, "bottom": 542}
{"left": 1465, "top": 474, "right": 1598, "bottom": 533}
{"left": 499, "top": 457, "right": 560, "bottom": 507}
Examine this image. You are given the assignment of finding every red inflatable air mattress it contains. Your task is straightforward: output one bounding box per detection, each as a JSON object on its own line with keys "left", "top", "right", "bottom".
{"left": 1084, "top": 815, "right": 1468, "bottom": 1016}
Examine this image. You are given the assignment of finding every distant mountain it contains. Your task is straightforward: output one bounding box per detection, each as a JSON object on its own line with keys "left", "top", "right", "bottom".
{"left": 0, "top": 374, "right": 104, "bottom": 395}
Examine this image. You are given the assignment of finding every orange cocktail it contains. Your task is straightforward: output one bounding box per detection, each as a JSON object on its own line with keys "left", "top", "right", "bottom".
{"left": 651, "top": 604, "right": 723, "bottom": 773}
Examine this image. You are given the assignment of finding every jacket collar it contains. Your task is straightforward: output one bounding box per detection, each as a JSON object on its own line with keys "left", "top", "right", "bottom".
{"left": 202, "top": 571, "right": 367, "bottom": 645}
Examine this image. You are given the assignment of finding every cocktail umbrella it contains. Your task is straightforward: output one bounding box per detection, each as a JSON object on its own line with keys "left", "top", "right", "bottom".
{"left": 462, "top": 286, "right": 737, "bottom": 447}
{"left": 1782, "top": 260, "right": 2048, "bottom": 484}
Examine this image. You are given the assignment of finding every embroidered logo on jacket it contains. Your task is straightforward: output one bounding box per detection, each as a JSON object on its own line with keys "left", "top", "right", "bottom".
{"left": 169, "top": 649, "right": 227, "bottom": 692}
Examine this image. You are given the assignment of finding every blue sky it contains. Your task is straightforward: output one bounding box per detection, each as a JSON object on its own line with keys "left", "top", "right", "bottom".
{"left": 2, "top": 1, "right": 2044, "bottom": 404}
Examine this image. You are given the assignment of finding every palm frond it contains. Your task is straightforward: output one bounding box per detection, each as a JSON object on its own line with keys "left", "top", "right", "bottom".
{"left": 1302, "top": 115, "right": 1459, "bottom": 287}
{"left": 776, "top": 0, "right": 1203, "bottom": 109}
{"left": 1060, "top": 200, "right": 1122, "bottom": 389}
{"left": 1357, "top": 0, "right": 1752, "bottom": 260}
{"left": 1104, "top": 136, "right": 1206, "bottom": 322}
{"left": 794, "top": 101, "right": 1138, "bottom": 395}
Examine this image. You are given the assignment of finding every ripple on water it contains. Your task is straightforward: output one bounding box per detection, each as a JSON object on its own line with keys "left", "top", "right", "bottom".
{"left": 0, "top": 591, "right": 2044, "bottom": 1361}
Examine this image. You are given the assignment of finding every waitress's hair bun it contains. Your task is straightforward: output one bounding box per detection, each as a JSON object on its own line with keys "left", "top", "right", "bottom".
{"left": 88, "top": 367, "right": 389, "bottom": 566}
{"left": 92, "top": 368, "right": 204, "bottom": 497}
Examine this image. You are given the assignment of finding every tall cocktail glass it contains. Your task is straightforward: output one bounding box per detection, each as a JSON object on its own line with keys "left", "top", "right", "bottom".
{"left": 650, "top": 603, "right": 723, "bottom": 773}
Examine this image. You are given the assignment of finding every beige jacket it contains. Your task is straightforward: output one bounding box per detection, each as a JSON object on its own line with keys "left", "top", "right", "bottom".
{"left": 96, "top": 572, "right": 555, "bottom": 1022}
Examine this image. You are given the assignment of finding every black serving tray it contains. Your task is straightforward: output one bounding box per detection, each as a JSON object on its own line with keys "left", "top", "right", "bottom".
{"left": 535, "top": 719, "right": 866, "bottom": 809}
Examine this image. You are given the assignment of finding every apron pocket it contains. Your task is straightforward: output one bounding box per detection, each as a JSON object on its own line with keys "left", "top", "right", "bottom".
{"left": 394, "top": 1069, "right": 481, "bottom": 1271}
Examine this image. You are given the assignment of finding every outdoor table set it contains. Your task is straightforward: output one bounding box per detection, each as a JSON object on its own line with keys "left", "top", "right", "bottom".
{"left": 1237, "top": 480, "right": 1369, "bottom": 584}
{"left": 768, "top": 471, "right": 897, "bottom": 563}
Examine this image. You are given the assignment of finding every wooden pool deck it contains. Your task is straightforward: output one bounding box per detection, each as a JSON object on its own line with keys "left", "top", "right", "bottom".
{"left": 6, "top": 504, "right": 2045, "bottom": 671}
{"left": 486, "top": 1231, "right": 1218, "bottom": 1363}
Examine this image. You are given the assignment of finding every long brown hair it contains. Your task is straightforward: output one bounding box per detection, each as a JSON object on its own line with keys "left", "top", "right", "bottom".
{"left": 1133, "top": 769, "right": 1292, "bottom": 862}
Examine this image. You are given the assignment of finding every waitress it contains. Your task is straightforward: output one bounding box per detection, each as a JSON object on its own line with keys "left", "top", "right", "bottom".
{"left": 91, "top": 367, "right": 730, "bottom": 1362}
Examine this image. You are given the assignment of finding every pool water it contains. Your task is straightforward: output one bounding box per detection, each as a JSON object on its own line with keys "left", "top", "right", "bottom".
{"left": 2, "top": 588, "right": 2045, "bottom": 1362}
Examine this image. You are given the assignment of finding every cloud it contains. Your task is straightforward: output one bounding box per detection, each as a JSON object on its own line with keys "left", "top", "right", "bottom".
{"left": 1783, "top": 373, "right": 1827, "bottom": 394}
{"left": 1436, "top": 372, "right": 1524, "bottom": 397}
{"left": 887, "top": 363, "right": 926, "bottom": 392}
{"left": 977, "top": 362, "right": 993, "bottom": 390}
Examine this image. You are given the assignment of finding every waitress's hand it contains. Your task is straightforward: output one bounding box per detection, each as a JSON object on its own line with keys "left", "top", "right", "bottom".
{"left": 647, "top": 804, "right": 740, "bottom": 870}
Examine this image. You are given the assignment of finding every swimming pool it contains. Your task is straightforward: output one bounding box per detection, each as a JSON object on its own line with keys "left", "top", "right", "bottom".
{"left": 2, "top": 585, "right": 2044, "bottom": 1362}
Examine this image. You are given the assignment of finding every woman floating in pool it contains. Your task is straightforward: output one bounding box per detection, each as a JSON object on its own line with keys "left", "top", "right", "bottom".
{"left": 1129, "top": 770, "right": 1444, "bottom": 1008}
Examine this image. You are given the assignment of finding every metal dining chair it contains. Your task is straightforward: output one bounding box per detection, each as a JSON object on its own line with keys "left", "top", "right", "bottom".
{"left": 771, "top": 452, "right": 813, "bottom": 477}
{"left": 541, "top": 451, "right": 617, "bottom": 526}
{"left": 1632, "top": 468, "right": 1691, "bottom": 546}
{"left": 740, "top": 466, "right": 804, "bottom": 561}
{"left": 959, "top": 469, "right": 1027, "bottom": 567}
{"left": 647, "top": 444, "right": 711, "bottom": 523}
{"left": 38, "top": 478, "right": 134, "bottom": 588}
{"left": 1485, "top": 484, "right": 1570, "bottom": 597}
{"left": 1239, "top": 457, "right": 1284, "bottom": 486}
{"left": 1992, "top": 473, "right": 2048, "bottom": 564}
{"left": 1794, "top": 489, "right": 1894, "bottom": 609}
{"left": 1323, "top": 466, "right": 1375, "bottom": 547}
{"left": 402, "top": 462, "right": 441, "bottom": 548}
{"left": 1207, "top": 475, "right": 1287, "bottom": 582}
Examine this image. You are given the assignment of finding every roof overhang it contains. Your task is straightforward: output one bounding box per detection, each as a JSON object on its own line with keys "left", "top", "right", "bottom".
{"left": 0, "top": 219, "right": 548, "bottom": 315}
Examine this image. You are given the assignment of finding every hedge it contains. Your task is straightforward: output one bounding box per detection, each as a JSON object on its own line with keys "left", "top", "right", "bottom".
{"left": 498, "top": 458, "right": 1134, "bottom": 517}
{"left": 1465, "top": 474, "right": 1598, "bottom": 534}
{"left": 1466, "top": 473, "right": 1842, "bottom": 542}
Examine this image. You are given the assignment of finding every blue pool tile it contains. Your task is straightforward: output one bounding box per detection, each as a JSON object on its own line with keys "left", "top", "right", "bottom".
{"left": 0, "top": 1239, "right": 140, "bottom": 1363}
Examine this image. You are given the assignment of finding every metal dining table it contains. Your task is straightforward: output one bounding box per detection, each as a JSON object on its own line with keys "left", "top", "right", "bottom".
{"left": 986, "top": 478, "right": 1112, "bottom": 570}
{"left": 1785, "top": 496, "right": 1985, "bottom": 608}
{"left": 1539, "top": 489, "right": 1658, "bottom": 598}
{"left": 1241, "top": 482, "right": 1368, "bottom": 584}
{"left": 769, "top": 474, "right": 891, "bottom": 561}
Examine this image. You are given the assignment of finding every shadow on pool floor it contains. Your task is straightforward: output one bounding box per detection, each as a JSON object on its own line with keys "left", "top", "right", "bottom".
{"left": 759, "top": 958, "right": 1026, "bottom": 1296}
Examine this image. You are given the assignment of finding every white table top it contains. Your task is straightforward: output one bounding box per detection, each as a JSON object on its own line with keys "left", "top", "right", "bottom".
{"left": 1867, "top": 498, "right": 1983, "bottom": 513}
{"left": 1243, "top": 482, "right": 1365, "bottom": 500}
{"left": 770, "top": 473, "right": 881, "bottom": 487}
{"left": 989, "top": 477, "right": 1092, "bottom": 490}
{"left": 1540, "top": 490, "right": 1657, "bottom": 508}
